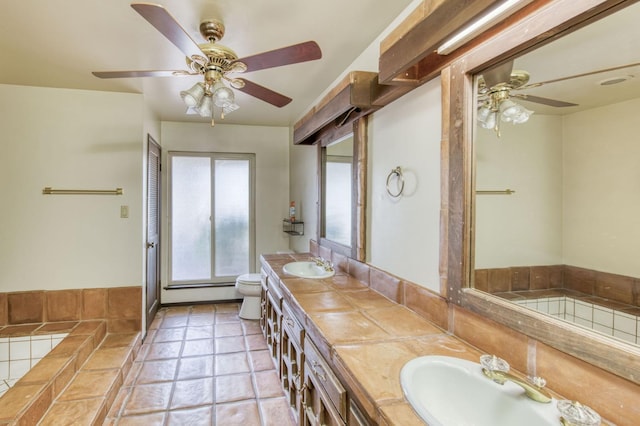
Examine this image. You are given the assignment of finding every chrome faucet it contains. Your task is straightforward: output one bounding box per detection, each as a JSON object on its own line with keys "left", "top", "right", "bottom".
{"left": 480, "top": 355, "right": 552, "bottom": 403}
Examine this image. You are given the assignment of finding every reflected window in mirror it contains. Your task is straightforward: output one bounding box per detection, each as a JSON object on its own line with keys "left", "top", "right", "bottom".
{"left": 325, "top": 135, "right": 353, "bottom": 247}
{"left": 471, "top": 2, "right": 640, "bottom": 348}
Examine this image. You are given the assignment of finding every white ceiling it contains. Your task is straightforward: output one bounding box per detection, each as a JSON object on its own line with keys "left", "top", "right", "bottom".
{"left": 0, "top": 0, "right": 414, "bottom": 126}
{"left": 508, "top": 2, "right": 640, "bottom": 115}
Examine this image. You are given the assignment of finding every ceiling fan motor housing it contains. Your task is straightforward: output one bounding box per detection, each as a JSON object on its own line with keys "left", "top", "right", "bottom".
{"left": 199, "top": 20, "right": 225, "bottom": 42}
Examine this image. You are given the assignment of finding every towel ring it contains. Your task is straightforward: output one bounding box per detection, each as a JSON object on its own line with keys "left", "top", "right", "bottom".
{"left": 386, "top": 166, "right": 405, "bottom": 198}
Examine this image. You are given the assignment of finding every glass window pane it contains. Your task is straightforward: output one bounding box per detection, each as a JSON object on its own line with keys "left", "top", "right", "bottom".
{"left": 171, "top": 156, "right": 212, "bottom": 281}
{"left": 325, "top": 161, "right": 352, "bottom": 246}
{"left": 214, "top": 159, "right": 249, "bottom": 276}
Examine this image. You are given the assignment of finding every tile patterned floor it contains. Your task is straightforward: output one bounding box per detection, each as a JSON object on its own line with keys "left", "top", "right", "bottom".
{"left": 105, "top": 303, "right": 296, "bottom": 426}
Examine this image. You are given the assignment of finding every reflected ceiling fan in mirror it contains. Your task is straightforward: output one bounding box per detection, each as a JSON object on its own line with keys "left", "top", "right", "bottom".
{"left": 477, "top": 60, "right": 640, "bottom": 136}
{"left": 93, "top": 3, "right": 322, "bottom": 124}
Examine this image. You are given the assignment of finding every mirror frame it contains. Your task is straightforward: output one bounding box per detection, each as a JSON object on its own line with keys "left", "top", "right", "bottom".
{"left": 443, "top": 0, "right": 640, "bottom": 384}
{"left": 317, "top": 117, "right": 367, "bottom": 261}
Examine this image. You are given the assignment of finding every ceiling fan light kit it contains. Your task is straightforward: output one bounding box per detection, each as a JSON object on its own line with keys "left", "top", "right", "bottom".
{"left": 92, "top": 2, "right": 322, "bottom": 124}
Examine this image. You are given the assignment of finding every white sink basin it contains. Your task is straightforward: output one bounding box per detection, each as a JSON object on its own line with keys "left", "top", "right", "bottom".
{"left": 282, "top": 261, "right": 335, "bottom": 279}
{"left": 400, "top": 356, "right": 559, "bottom": 426}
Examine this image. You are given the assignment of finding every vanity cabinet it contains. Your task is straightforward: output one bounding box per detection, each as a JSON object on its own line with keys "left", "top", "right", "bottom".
{"left": 261, "top": 271, "right": 283, "bottom": 375}
{"left": 261, "top": 261, "right": 372, "bottom": 426}
{"left": 281, "top": 302, "right": 305, "bottom": 422}
{"left": 303, "top": 336, "right": 347, "bottom": 426}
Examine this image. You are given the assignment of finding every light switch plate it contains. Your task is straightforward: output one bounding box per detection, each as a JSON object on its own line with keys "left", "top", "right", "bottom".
{"left": 120, "top": 205, "right": 129, "bottom": 218}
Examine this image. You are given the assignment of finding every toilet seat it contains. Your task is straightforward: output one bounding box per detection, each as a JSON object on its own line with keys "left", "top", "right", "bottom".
{"left": 236, "top": 273, "right": 261, "bottom": 286}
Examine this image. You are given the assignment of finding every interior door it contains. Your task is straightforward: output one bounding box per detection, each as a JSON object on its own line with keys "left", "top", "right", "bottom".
{"left": 146, "top": 135, "right": 161, "bottom": 328}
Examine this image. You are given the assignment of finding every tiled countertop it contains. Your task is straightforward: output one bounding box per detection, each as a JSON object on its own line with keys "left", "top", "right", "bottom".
{"left": 261, "top": 254, "right": 485, "bottom": 425}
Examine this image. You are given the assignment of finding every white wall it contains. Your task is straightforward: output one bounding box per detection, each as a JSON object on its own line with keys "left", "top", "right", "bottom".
{"left": 367, "top": 78, "right": 442, "bottom": 292}
{"left": 288, "top": 0, "right": 422, "bottom": 254}
{"left": 160, "top": 121, "right": 290, "bottom": 303}
{"left": 562, "top": 98, "right": 640, "bottom": 276}
{"left": 0, "top": 84, "right": 145, "bottom": 292}
{"left": 289, "top": 141, "right": 318, "bottom": 253}
{"left": 475, "top": 115, "right": 564, "bottom": 268}
{"left": 474, "top": 97, "right": 640, "bottom": 278}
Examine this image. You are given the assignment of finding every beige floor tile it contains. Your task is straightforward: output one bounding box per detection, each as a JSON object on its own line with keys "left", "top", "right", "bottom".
{"left": 109, "top": 303, "right": 288, "bottom": 424}
{"left": 136, "top": 359, "right": 178, "bottom": 384}
{"left": 259, "top": 396, "right": 297, "bottom": 426}
{"left": 123, "top": 382, "right": 173, "bottom": 415}
{"left": 177, "top": 355, "right": 214, "bottom": 380}
{"left": 254, "top": 370, "right": 284, "bottom": 399}
{"left": 242, "top": 320, "right": 262, "bottom": 335}
{"left": 215, "top": 322, "right": 244, "bottom": 337}
{"left": 215, "top": 352, "right": 251, "bottom": 375}
{"left": 185, "top": 325, "right": 214, "bottom": 340}
{"left": 249, "top": 349, "right": 277, "bottom": 372}
{"left": 216, "top": 312, "right": 241, "bottom": 323}
{"left": 116, "top": 412, "right": 166, "bottom": 425}
{"left": 166, "top": 405, "right": 214, "bottom": 425}
{"left": 145, "top": 341, "right": 183, "bottom": 360}
{"left": 215, "top": 374, "right": 255, "bottom": 403}
{"left": 215, "top": 400, "right": 261, "bottom": 425}
{"left": 160, "top": 316, "right": 188, "bottom": 328}
{"left": 246, "top": 334, "right": 269, "bottom": 351}
{"left": 188, "top": 313, "right": 215, "bottom": 327}
{"left": 215, "top": 335, "right": 247, "bottom": 354}
{"left": 171, "top": 377, "right": 215, "bottom": 409}
{"left": 215, "top": 303, "right": 241, "bottom": 313}
{"left": 181, "top": 338, "right": 214, "bottom": 357}
{"left": 153, "top": 327, "right": 186, "bottom": 342}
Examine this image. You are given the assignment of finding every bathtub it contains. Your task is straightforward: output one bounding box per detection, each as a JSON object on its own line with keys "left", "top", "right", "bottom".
{"left": 0, "top": 332, "right": 68, "bottom": 397}
{"left": 0, "top": 320, "right": 107, "bottom": 424}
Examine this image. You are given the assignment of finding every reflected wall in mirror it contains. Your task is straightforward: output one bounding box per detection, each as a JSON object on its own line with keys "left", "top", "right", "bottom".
{"left": 472, "top": 2, "right": 640, "bottom": 348}
{"left": 324, "top": 135, "right": 353, "bottom": 247}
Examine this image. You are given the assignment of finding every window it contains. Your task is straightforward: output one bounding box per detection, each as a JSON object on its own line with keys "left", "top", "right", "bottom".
{"left": 168, "top": 152, "right": 255, "bottom": 285}
{"left": 325, "top": 156, "right": 352, "bottom": 247}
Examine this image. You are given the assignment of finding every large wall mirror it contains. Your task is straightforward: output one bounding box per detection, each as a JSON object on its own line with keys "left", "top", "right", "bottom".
{"left": 447, "top": 0, "right": 640, "bottom": 384}
{"left": 318, "top": 118, "right": 367, "bottom": 260}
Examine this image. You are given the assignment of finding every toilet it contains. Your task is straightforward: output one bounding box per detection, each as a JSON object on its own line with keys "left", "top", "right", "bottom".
{"left": 235, "top": 273, "right": 262, "bottom": 320}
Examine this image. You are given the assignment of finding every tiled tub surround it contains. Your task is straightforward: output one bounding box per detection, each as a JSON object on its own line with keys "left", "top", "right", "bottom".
{"left": 516, "top": 296, "right": 640, "bottom": 345}
{"left": 0, "top": 286, "right": 143, "bottom": 333}
{"left": 0, "top": 286, "right": 142, "bottom": 425}
{"left": 263, "top": 248, "right": 640, "bottom": 425}
{"left": 475, "top": 265, "right": 640, "bottom": 308}
{"left": 0, "top": 320, "right": 141, "bottom": 425}
{"left": 0, "top": 332, "right": 68, "bottom": 398}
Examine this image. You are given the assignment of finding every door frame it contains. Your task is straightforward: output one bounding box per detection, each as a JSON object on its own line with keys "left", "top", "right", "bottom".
{"left": 145, "top": 134, "right": 161, "bottom": 329}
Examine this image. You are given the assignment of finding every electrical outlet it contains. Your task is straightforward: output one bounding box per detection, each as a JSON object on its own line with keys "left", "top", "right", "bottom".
{"left": 120, "top": 205, "right": 129, "bottom": 218}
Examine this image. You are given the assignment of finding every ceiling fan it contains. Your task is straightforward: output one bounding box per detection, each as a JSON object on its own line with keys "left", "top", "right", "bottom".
{"left": 477, "top": 60, "right": 639, "bottom": 134}
{"left": 93, "top": 2, "right": 322, "bottom": 122}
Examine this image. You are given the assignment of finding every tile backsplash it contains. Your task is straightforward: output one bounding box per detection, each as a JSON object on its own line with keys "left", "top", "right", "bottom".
{"left": 0, "top": 333, "right": 68, "bottom": 397}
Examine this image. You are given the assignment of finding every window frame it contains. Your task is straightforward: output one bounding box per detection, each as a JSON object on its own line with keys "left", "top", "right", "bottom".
{"left": 167, "top": 151, "right": 256, "bottom": 286}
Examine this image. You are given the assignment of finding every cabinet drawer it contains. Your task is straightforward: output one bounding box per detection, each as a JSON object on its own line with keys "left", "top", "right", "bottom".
{"left": 304, "top": 337, "right": 346, "bottom": 419}
{"left": 282, "top": 302, "right": 304, "bottom": 348}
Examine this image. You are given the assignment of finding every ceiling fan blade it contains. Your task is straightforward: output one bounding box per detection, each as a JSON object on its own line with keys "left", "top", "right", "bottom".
{"left": 92, "top": 70, "right": 193, "bottom": 79}
{"left": 235, "top": 41, "right": 322, "bottom": 73}
{"left": 236, "top": 79, "right": 292, "bottom": 107}
{"left": 131, "top": 3, "right": 204, "bottom": 59}
{"left": 482, "top": 60, "right": 514, "bottom": 88}
{"left": 522, "top": 62, "right": 640, "bottom": 88}
{"left": 512, "top": 93, "right": 578, "bottom": 107}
